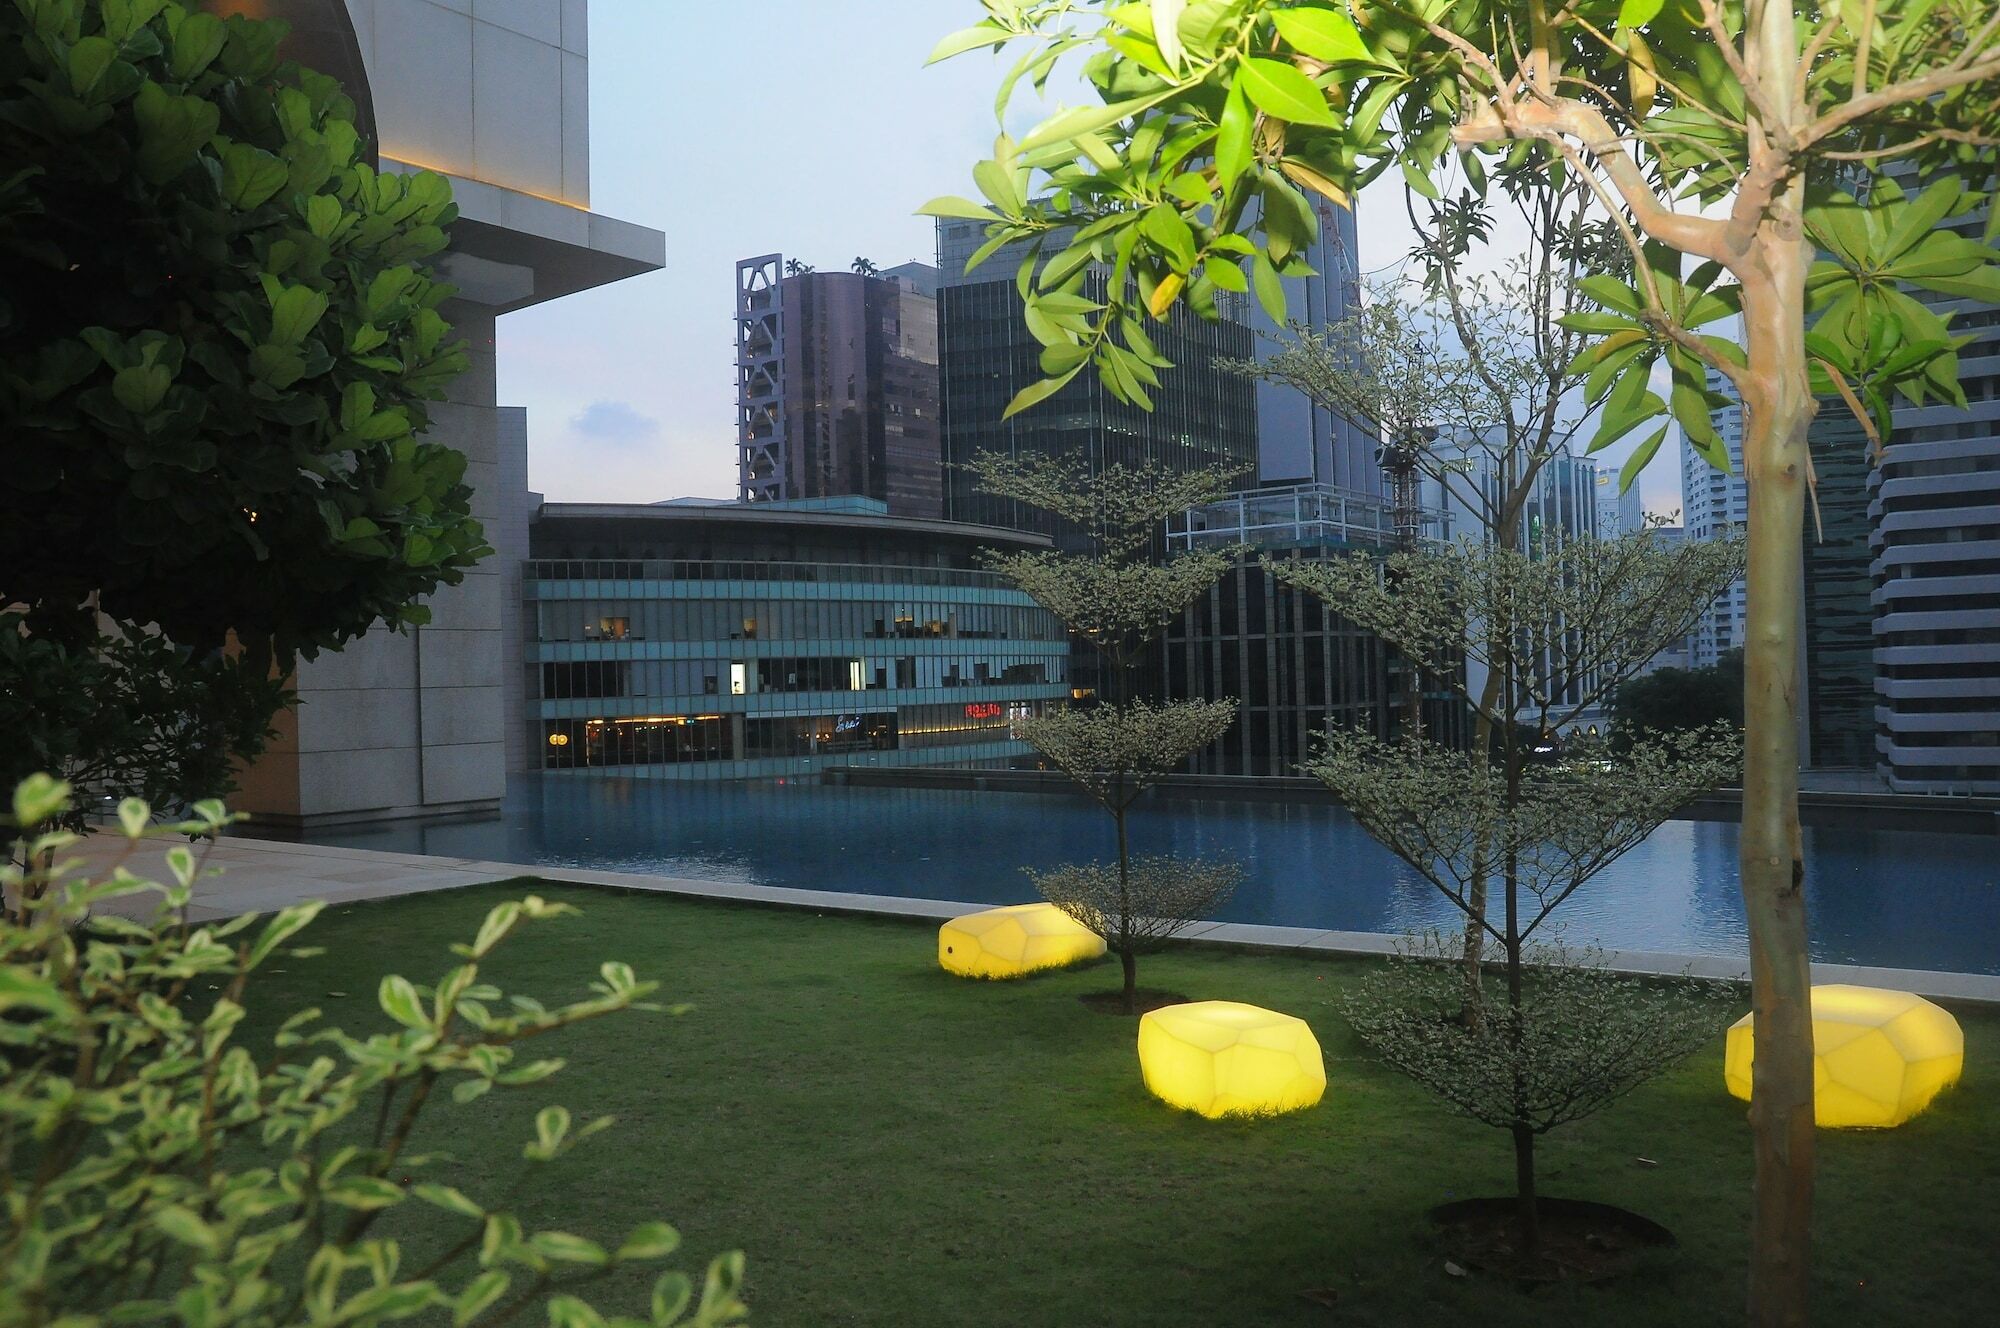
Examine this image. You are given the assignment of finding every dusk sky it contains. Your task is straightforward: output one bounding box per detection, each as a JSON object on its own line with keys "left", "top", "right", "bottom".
{"left": 496, "top": 1, "right": 1682, "bottom": 517}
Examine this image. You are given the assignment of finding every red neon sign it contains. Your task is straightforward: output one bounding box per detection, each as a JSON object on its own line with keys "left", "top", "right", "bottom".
{"left": 964, "top": 702, "right": 1004, "bottom": 720}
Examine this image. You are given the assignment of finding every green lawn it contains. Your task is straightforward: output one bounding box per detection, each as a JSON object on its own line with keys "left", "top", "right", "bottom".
{"left": 247, "top": 881, "right": 2000, "bottom": 1327}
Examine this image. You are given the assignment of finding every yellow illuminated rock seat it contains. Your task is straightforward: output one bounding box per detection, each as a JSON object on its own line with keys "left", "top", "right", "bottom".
{"left": 1725, "top": 984, "right": 1964, "bottom": 1129}
{"left": 1137, "top": 1000, "right": 1326, "bottom": 1119}
{"left": 937, "top": 903, "right": 1106, "bottom": 979}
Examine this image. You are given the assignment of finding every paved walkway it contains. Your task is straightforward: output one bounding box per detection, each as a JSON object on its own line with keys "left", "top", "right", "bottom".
{"left": 57, "top": 831, "right": 2000, "bottom": 1005}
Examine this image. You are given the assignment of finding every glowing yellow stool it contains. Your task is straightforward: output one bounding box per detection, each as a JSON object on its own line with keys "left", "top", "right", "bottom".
{"left": 1137, "top": 1000, "right": 1326, "bottom": 1119}
{"left": 1724, "top": 984, "right": 1964, "bottom": 1128}
{"left": 937, "top": 903, "right": 1105, "bottom": 979}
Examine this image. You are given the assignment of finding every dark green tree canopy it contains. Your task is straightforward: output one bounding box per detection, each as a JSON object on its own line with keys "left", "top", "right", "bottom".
{"left": 0, "top": 0, "right": 483, "bottom": 667}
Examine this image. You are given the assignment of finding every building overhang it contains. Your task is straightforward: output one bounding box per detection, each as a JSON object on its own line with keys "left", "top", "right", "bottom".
{"left": 383, "top": 162, "right": 665, "bottom": 315}
{"left": 535, "top": 501, "right": 1053, "bottom": 552}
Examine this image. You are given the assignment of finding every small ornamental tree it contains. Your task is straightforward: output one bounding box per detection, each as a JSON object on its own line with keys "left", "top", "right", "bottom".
{"left": 1, "top": 0, "right": 485, "bottom": 813}
{"left": 929, "top": 6, "right": 2000, "bottom": 1315}
{"left": 0, "top": 777, "right": 748, "bottom": 1328}
{"left": 1279, "top": 529, "right": 1745, "bottom": 1256}
{"left": 1612, "top": 648, "right": 1746, "bottom": 753}
{"left": 973, "top": 453, "right": 1241, "bottom": 1011}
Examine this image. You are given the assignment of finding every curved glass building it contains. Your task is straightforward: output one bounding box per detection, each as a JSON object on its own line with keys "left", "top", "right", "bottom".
{"left": 526, "top": 499, "right": 1070, "bottom": 779}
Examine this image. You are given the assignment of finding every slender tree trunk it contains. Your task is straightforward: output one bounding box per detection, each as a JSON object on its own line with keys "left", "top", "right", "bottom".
{"left": 1739, "top": 9, "right": 1818, "bottom": 1326}
{"left": 1511, "top": 1120, "right": 1538, "bottom": 1258}
{"left": 1501, "top": 734, "right": 1536, "bottom": 1258}
{"left": 1115, "top": 795, "right": 1136, "bottom": 1014}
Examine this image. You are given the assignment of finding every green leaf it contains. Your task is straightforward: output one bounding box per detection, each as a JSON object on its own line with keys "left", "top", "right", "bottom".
{"left": 269, "top": 285, "right": 331, "bottom": 347}
{"left": 413, "top": 1183, "right": 486, "bottom": 1220}
{"left": 0, "top": 968, "right": 71, "bottom": 1018}
{"left": 616, "top": 1222, "right": 683, "bottom": 1262}
{"left": 916, "top": 196, "right": 1001, "bottom": 222}
{"left": 454, "top": 1272, "right": 510, "bottom": 1328}
{"left": 1237, "top": 58, "right": 1340, "bottom": 128}
{"left": 169, "top": 12, "right": 227, "bottom": 80}
{"left": 1140, "top": 204, "right": 1197, "bottom": 270}
{"left": 12, "top": 773, "right": 70, "bottom": 829}
{"left": 1617, "top": 0, "right": 1668, "bottom": 28}
{"left": 529, "top": 1233, "right": 609, "bottom": 1267}
{"left": 532, "top": 1105, "right": 571, "bottom": 1156}
{"left": 1270, "top": 7, "right": 1370, "bottom": 63}
{"left": 248, "top": 902, "right": 323, "bottom": 968}
{"left": 1214, "top": 77, "right": 1253, "bottom": 188}
{"left": 67, "top": 37, "right": 120, "bottom": 97}
{"left": 926, "top": 21, "right": 1008, "bottom": 65}
{"left": 1019, "top": 86, "right": 1181, "bottom": 153}
{"left": 1250, "top": 250, "right": 1286, "bottom": 324}
{"left": 650, "top": 1273, "right": 693, "bottom": 1326}
{"left": 378, "top": 974, "right": 430, "bottom": 1029}
{"left": 152, "top": 1206, "right": 219, "bottom": 1255}
{"left": 220, "top": 142, "right": 288, "bottom": 209}
{"left": 117, "top": 796, "right": 149, "bottom": 837}
{"left": 1001, "top": 365, "right": 1083, "bottom": 419}
{"left": 1619, "top": 424, "right": 1669, "bottom": 492}
{"left": 324, "top": 1175, "right": 405, "bottom": 1209}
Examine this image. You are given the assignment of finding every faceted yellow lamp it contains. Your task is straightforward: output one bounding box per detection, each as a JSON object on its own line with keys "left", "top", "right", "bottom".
{"left": 1138, "top": 1001, "right": 1325, "bottom": 1119}
{"left": 1725, "top": 984, "right": 1964, "bottom": 1129}
{"left": 937, "top": 903, "right": 1105, "bottom": 979}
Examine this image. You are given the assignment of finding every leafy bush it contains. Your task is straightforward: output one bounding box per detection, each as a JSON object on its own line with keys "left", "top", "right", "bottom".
{"left": 0, "top": 777, "right": 747, "bottom": 1328}
{"left": 0, "top": 0, "right": 486, "bottom": 671}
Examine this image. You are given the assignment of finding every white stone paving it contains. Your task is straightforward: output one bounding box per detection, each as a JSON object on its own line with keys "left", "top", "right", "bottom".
{"left": 54, "top": 831, "right": 2000, "bottom": 1006}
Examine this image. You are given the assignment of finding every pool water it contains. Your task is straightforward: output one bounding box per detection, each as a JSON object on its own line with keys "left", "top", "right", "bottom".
{"left": 302, "top": 776, "right": 2000, "bottom": 975}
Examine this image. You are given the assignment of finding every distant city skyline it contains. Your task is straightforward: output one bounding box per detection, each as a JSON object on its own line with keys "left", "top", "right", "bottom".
{"left": 496, "top": 1, "right": 1684, "bottom": 516}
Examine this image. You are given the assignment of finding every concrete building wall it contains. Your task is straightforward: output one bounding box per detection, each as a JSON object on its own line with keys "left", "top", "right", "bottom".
{"left": 345, "top": 0, "right": 590, "bottom": 206}
{"left": 235, "top": 0, "right": 664, "bottom": 826}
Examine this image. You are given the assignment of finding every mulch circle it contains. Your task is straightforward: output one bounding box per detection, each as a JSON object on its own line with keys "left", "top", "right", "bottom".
{"left": 1077, "top": 989, "right": 1190, "bottom": 1015}
{"left": 1427, "top": 1197, "right": 1678, "bottom": 1284}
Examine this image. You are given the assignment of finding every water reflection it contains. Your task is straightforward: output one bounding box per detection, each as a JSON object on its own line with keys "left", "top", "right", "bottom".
{"left": 302, "top": 776, "right": 1999, "bottom": 974}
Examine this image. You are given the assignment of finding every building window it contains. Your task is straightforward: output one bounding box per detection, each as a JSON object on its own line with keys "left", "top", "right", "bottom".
{"left": 598, "top": 617, "right": 629, "bottom": 640}
{"left": 730, "top": 662, "right": 748, "bottom": 696}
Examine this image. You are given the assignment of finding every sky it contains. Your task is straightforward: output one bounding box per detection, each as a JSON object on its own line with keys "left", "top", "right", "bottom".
{"left": 496, "top": 1, "right": 1683, "bottom": 519}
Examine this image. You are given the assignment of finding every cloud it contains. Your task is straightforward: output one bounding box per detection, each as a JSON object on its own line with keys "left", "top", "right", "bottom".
{"left": 568, "top": 400, "right": 660, "bottom": 445}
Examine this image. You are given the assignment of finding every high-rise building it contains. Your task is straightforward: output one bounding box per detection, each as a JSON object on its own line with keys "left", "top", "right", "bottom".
{"left": 1869, "top": 187, "right": 2000, "bottom": 792}
{"left": 934, "top": 221, "right": 1259, "bottom": 544}
{"left": 1802, "top": 406, "right": 1879, "bottom": 768}
{"left": 1163, "top": 485, "right": 1462, "bottom": 775}
{"left": 1244, "top": 201, "right": 1382, "bottom": 494}
{"left": 1683, "top": 371, "right": 1750, "bottom": 667}
{"left": 1592, "top": 467, "right": 1649, "bottom": 537}
{"left": 234, "top": 0, "right": 664, "bottom": 829}
{"left": 1435, "top": 433, "right": 1604, "bottom": 730}
{"left": 736, "top": 257, "right": 943, "bottom": 518}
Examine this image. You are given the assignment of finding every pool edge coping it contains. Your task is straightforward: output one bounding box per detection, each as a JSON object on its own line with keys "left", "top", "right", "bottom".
{"left": 213, "top": 836, "right": 2000, "bottom": 1007}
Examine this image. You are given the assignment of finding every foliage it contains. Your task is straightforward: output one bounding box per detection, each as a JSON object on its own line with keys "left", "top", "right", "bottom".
{"left": 1307, "top": 726, "right": 1742, "bottom": 950}
{"left": 1016, "top": 699, "right": 1238, "bottom": 811}
{"left": 925, "top": 1, "right": 1997, "bottom": 458}
{"left": 1345, "top": 932, "right": 1729, "bottom": 1138}
{"left": 0, "top": 0, "right": 485, "bottom": 673}
{"left": 1272, "top": 530, "right": 1748, "bottom": 734}
{"left": 0, "top": 613, "right": 289, "bottom": 847}
{"left": 973, "top": 452, "right": 1243, "bottom": 1010}
{"left": 0, "top": 779, "right": 746, "bottom": 1328}
{"left": 1281, "top": 528, "right": 1739, "bottom": 1242}
{"left": 1613, "top": 650, "right": 1746, "bottom": 754}
{"left": 1032, "top": 855, "right": 1242, "bottom": 973}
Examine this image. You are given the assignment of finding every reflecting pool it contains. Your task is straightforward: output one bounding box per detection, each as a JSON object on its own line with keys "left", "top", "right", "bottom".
{"left": 298, "top": 776, "right": 2000, "bottom": 975}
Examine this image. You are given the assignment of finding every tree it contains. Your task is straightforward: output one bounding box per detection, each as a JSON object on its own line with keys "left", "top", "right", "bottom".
{"left": 1238, "top": 169, "right": 1625, "bottom": 992}
{"left": 1278, "top": 527, "right": 1744, "bottom": 1256}
{"left": 0, "top": 614, "right": 286, "bottom": 869}
{"left": 926, "top": 6, "right": 1999, "bottom": 1318}
{"left": 972, "top": 452, "right": 1242, "bottom": 1011}
{"left": 850, "top": 256, "right": 880, "bottom": 275}
{"left": 0, "top": 776, "right": 748, "bottom": 1328}
{"left": 784, "top": 258, "right": 815, "bottom": 275}
{"left": 1, "top": 0, "right": 486, "bottom": 810}
{"left": 1612, "top": 648, "right": 1746, "bottom": 753}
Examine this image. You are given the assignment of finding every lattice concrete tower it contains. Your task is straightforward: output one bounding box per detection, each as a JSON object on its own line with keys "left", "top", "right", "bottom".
{"left": 736, "top": 254, "right": 787, "bottom": 503}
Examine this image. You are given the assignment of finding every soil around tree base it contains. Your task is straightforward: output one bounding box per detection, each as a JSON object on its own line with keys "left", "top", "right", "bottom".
{"left": 1078, "top": 989, "right": 1190, "bottom": 1015}
{"left": 1427, "top": 1197, "right": 1677, "bottom": 1283}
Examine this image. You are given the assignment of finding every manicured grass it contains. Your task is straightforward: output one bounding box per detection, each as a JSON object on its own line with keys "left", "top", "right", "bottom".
{"left": 245, "top": 881, "right": 2000, "bottom": 1327}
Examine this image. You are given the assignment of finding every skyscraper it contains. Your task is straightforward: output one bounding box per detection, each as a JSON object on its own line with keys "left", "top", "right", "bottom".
{"left": 1869, "top": 185, "right": 2000, "bottom": 793}
{"left": 1592, "top": 467, "right": 1649, "bottom": 537}
{"left": 933, "top": 221, "right": 1259, "bottom": 544}
{"left": 736, "top": 257, "right": 943, "bottom": 519}
{"left": 1802, "top": 406, "right": 1878, "bottom": 768}
{"left": 1683, "top": 370, "right": 1750, "bottom": 668}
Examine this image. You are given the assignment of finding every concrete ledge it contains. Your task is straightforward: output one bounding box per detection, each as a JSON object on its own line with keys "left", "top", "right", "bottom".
{"left": 64, "top": 833, "right": 2000, "bottom": 1006}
